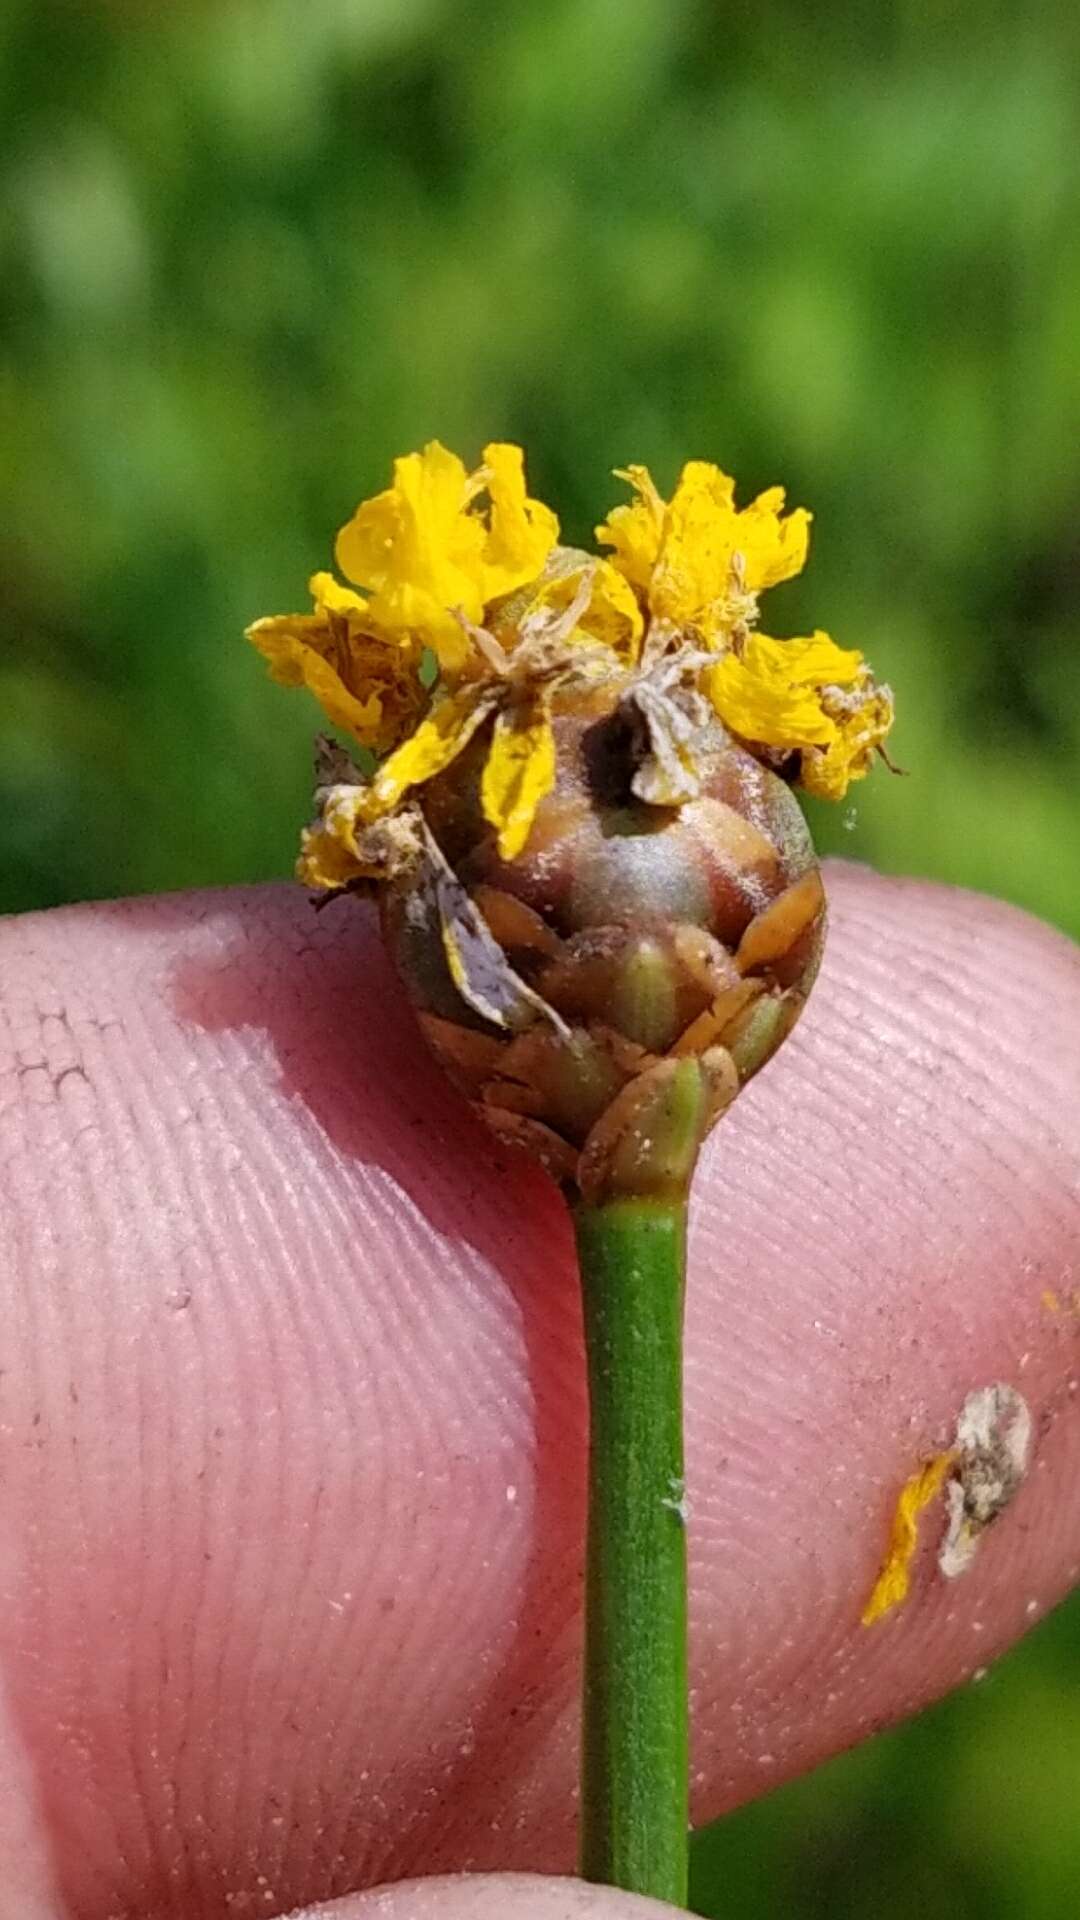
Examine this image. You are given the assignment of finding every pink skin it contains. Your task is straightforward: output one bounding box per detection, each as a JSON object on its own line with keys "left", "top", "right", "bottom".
{"left": 0, "top": 864, "right": 1078, "bottom": 1920}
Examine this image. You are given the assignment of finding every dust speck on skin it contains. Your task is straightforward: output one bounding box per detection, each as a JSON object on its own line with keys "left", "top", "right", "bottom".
{"left": 660, "top": 1474, "right": 691, "bottom": 1525}
{"left": 938, "top": 1383, "right": 1032, "bottom": 1581}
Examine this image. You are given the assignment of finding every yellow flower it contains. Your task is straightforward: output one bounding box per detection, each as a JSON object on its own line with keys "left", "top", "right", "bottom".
{"left": 246, "top": 570, "right": 424, "bottom": 752}
{"left": 597, "top": 460, "right": 811, "bottom": 641}
{"left": 248, "top": 439, "right": 895, "bottom": 892}
{"left": 334, "top": 440, "right": 558, "bottom": 671}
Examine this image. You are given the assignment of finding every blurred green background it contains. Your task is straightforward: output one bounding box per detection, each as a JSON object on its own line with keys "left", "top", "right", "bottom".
{"left": 2, "top": 0, "right": 1078, "bottom": 1912}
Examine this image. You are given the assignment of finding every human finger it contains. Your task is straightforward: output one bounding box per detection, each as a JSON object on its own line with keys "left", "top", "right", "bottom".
{"left": 0, "top": 868, "right": 1077, "bottom": 1916}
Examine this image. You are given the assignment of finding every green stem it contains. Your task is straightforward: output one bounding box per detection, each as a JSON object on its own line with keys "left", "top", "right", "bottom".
{"left": 574, "top": 1195, "right": 689, "bottom": 1907}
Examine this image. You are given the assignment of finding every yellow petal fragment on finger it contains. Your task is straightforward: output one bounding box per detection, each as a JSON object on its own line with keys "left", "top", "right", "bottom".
{"left": 708, "top": 631, "right": 864, "bottom": 750}
{"left": 481, "top": 696, "right": 557, "bottom": 860}
{"left": 861, "top": 1452, "right": 954, "bottom": 1626}
{"left": 361, "top": 686, "right": 495, "bottom": 821}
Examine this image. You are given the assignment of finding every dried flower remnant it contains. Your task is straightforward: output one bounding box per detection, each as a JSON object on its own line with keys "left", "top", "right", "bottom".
{"left": 938, "top": 1383, "right": 1032, "bottom": 1580}
{"left": 862, "top": 1383, "right": 1032, "bottom": 1626}
{"left": 248, "top": 442, "right": 895, "bottom": 1198}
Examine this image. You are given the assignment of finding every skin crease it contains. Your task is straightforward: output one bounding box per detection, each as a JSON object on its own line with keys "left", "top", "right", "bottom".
{"left": 0, "top": 865, "right": 1078, "bottom": 1919}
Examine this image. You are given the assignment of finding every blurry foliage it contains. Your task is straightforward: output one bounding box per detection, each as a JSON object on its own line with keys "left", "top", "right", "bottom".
{"left": 2, "top": 0, "right": 1079, "bottom": 1912}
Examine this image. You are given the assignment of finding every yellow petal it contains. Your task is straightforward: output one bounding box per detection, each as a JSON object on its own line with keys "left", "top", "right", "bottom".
{"left": 799, "top": 678, "right": 896, "bottom": 801}
{"left": 478, "top": 442, "right": 560, "bottom": 601}
{"left": 648, "top": 461, "right": 739, "bottom": 630}
{"left": 599, "top": 460, "right": 812, "bottom": 637}
{"left": 772, "top": 631, "right": 863, "bottom": 688}
{"left": 595, "top": 464, "right": 667, "bottom": 593}
{"left": 334, "top": 442, "right": 485, "bottom": 663}
{"left": 246, "top": 612, "right": 386, "bottom": 744}
{"left": 297, "top": 787, "right": 426, "bottom": 892}
{"left": 331, "top": 441, "right": 558, "bottom": 673}
{"left": 296, "top": 819, "right": 368, "bottom": 892}
{"left": 335, "top": 441, "right": 478, "bottom": 600}
{"left": 735, "top": 487, "right": 812, "bottom": 590}
{"left": 308, "top": 570, "right": 369, "bottom": 618}
{"left": 360, "top": 686, "right": 495, "bottom": 821}
{"left": 707, "top": 631, "right": 852, "bottom": 749}
{"left": 481, "top": 696, "right": 556, "bottom": 861}
{"left": 296, "top": 782, "right": 373, "bottom": 890}
{"left": 862, "top": 1453, "right": 954, "bottom": 1626}
{"left": 531, "top": 558, "right": 644, "bottom": 664}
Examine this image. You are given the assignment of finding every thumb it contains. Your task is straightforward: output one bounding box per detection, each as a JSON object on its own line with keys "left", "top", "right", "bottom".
{"left": 296, "top": 1873, "right": 678, "bottom": 1917}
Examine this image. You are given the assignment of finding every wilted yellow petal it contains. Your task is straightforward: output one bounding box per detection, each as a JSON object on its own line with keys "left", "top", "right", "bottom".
{"left": 247, "top": 611, "right": 387, "bottom": 745}
{"left": 481, "top": 696, "right": 556, "bottom": 861}
{"left": 295, "top": 782, "right": 372, "bottom": 891}
{"left": 799, "top": 677, "right": 896, "bottom": 801}
{"left": 735, "top": 487, "right": 812, "bottom": 590}
{"left": 478, "top": 442, "right": 560, "bottom": 601}
{"left": 361, "top": 686, "right": 495, "bottom": 821}
{"left": 625, "top": 680, "right": 709, "bottom": 805}
{"left": 595, "top": 464, "right": 667, "bottom": 593}
{"left": 532, "top": 558, "right": 644, "bottom": 664}
{"left": 333, "top": 442, "right": 482, "bottom": 668}
{"left": 599, "top": 460, "right": 812, "bottom": 640}
{"left": 308, "top": 570, "right": 369, "bottom": 618}
{"left": 297, "top": 786, "right": 428, "bottom": 892}
{"left": 862, "top": 1453, "right": 954, "bottom": 1625}
{"left": 708, "top": 630, "right": 863, "bottom": 751}
{"left": 331, "top": 441, "right": 557, "bottom": 672}
{"left": 647, "top": 462, "right": 739, "bottom": 633}
{"left": 296, "top": 820, "right": 366, "bottom": 892}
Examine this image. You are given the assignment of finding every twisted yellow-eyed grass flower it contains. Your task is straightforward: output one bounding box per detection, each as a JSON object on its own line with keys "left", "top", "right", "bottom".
{"left": 247, "top": 443, "right": 895, "bottom": 1908}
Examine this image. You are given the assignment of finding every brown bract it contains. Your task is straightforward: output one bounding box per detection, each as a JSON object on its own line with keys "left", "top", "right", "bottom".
{"left": 379, "top": 682, "right": 825, "bottom": 1201}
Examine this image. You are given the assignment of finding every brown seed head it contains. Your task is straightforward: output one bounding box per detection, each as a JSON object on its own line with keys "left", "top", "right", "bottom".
{"left": 381, "top": 676, "right": 825, "bottom": 1202}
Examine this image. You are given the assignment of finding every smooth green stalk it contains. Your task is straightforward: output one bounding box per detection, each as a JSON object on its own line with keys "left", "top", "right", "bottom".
{"left": 574, "top": 1195, "right": 689, "bottom": 1907}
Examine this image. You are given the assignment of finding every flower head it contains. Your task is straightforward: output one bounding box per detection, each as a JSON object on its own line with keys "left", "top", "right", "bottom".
{"left": 248, "top": 441, "right": 895, "bottom": 1195}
